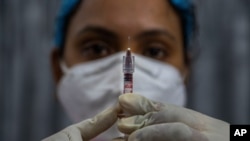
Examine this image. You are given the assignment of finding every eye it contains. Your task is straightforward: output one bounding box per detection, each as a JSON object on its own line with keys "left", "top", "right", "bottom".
{"left": 142, "top": 43, "right": 168, "bottom": 60}
{"left": 80, "top": 40, "right": 113, "bottom": 60}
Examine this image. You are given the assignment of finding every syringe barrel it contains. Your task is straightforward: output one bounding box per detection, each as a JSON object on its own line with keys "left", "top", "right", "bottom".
{"left": 123, "top": 56, "right": 134, "bottom": 73}
{"left": 123, "top": 73, "right": 133, "bottom": 93}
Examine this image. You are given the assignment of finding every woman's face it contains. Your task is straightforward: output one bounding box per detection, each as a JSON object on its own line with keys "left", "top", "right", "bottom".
{"left": 53, "top": 0, "right": 188, "bottom": 82}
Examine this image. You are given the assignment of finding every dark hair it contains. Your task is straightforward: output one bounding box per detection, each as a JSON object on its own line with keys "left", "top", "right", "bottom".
{"left": 58, "top": 1, "right": 82, "bottom": 56}
{"left": 169, "top": 2, "right": 197, "bottom": 64}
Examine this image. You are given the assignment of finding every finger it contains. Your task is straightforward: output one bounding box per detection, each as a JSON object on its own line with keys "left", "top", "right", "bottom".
{"left": 112, "top": 137, "right": 127, "bottom": 141}
{"left": 128, "top": 122, "right": 208, "bottom": 141}
{"left": 73, "top": 104, "right": 120, "bottom": 140}
{"left": 117, "top": 113, "right": 157, "bottom": 134}
{"left": 119, "top": 94, "right": 208, "bottom": 130}
{"left": 118, "top": 93, "right": 163, "bottom": 115}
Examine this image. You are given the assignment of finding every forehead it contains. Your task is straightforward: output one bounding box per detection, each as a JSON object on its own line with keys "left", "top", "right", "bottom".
{"left": 68, "top": 0, "right": 181, "bottom": 37}
{"left": 79, "top": 0, "right": 173, "bottom": 17}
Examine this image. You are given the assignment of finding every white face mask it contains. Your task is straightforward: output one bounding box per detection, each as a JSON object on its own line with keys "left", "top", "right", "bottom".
{"left": 58, "top": 52, "right": 186, "bottom": 139}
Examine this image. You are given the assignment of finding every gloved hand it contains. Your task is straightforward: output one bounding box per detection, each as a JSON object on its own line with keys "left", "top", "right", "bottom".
{"left": 42, "top": 105, "right": 120, "bottom": 141}
{"left": 117, "top": 93, "right": 229, "bottom": 141}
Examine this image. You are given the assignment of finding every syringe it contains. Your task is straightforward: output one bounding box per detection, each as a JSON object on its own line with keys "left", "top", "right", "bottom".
{"left": 123, "top": 48, "right": 135, "bottom": 94}
{"left": 120, "top": 47, "right": 135, "bottom": 140}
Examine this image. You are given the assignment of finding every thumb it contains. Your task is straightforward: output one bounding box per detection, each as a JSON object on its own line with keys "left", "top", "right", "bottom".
{"left": 72, "top": 104, "right": 120, "bottom": 140}
{"left": 118, "top": 94, "right": 210, "bottom": 130}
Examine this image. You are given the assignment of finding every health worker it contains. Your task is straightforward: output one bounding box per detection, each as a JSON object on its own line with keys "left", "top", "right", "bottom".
{"left": 43, "top": 0, "right": 229, "bottom": 140}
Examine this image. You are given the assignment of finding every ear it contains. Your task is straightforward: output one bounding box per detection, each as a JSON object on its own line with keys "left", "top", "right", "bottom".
{"left": 50, "top": 48, "right": 63, "bottom": 84}
{"left": 183, "top": 66, "right": 190, "bottom": 85}
{"left": 182, "top": 52, "right": 192, "bottom": 85}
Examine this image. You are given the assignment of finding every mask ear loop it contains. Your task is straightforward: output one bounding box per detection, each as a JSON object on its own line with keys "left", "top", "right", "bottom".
{"left": 60, "top": 61, "right": 70, "bottom": 74}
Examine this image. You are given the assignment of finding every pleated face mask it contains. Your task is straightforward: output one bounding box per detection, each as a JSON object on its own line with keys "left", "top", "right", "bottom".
{"left": 58, "top": 52, "right": 186, "bottom": 123}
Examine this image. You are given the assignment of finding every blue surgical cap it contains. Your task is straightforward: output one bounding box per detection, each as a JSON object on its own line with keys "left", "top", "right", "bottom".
{"left": 54, "top": 0, "right": 195, "bottom": 48}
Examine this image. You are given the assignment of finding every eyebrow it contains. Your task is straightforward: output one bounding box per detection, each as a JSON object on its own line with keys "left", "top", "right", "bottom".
{"left": 76, "top": 25, "right": 118, "bottom": 39}
{"left": 136, "top": 29, "right": 176, "bottom": 41}
{"left": 76, "top": 25, "right": 175, "bottom": 41}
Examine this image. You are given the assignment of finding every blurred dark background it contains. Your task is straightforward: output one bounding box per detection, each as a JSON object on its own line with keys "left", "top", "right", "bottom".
{"left": 0, "top": 0, "right": 249, "bottom": 141}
